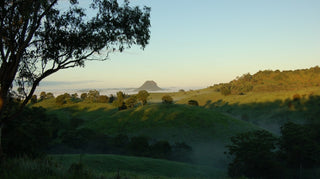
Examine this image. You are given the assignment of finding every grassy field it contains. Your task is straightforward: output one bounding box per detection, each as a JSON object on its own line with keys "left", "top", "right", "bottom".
{"left": 34, "top": 99, "right": 260, "bottom": 168}
{"left": 0, "top": 154, "right": 227, "bottom": 179}
{"left": 51, "top": 154, "right": 227, "bottom": 178}
{"left": 175, "top": 86, "right": 320, "bottom": 106}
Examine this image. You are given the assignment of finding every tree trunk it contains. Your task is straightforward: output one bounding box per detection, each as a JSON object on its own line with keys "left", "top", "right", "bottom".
{"left": 0, "top": 124, "right": 3, "bottom": 162}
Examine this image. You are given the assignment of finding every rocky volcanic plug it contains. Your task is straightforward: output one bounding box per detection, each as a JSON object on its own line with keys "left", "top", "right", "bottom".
{"left": 135, "top": 80, "right": 162, "bottom": 91}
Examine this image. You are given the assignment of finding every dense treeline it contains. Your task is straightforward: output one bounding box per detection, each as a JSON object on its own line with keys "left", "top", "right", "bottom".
{"left": 38, "top": 90, "right": 146, "bottom": 110}
{"left": 226, "top": 121, "right": 320, "bottom": 178}
{"left": 211, "top": 66, "right": 320, "bottom": 95}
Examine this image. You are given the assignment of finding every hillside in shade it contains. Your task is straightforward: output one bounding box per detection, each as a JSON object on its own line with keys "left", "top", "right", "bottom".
{"left": 136, "top": 80, "right": 162, "bottom": 91}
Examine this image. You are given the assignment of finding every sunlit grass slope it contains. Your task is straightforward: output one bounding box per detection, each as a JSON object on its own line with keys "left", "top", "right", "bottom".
{"left": 34, "top": 99, "right": 258, "bottom": 143}
{"left": 77, "top": 104, "right": 258, "bottom": 143}
{"left": 175, "top": 87, "right": 320, "bottom": 106}
{"left": 51, "top": 154, "right": 227, "bottom": 178}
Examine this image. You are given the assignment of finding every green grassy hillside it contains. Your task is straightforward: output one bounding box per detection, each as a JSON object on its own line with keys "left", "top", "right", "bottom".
{"left": 173, "top": 87, "right": 320, "bottom": 133}
{"left": 34, "top": 99, "right": 259, "bottom": 167}
{"left": 34, "top": 99, "right": 258, "bottom": 142}
{"left": 51, "top": 154, "right": 227, "bottom": 178}
{"left": 82, "top": 104, "right": 257, "bottom": 142}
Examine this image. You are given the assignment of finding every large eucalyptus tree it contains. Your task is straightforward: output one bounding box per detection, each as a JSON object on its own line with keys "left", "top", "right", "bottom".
{"left": 0, "top": 0, "right": 150, "bottom": 157}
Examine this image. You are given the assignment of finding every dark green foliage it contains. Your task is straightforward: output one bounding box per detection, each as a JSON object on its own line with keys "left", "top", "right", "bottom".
{"left": 112, "top": 134, "right": 130, "bottom": 149}
{"left": 128, "top": 136, "right": 150, "bottom": 156}
{"left": 30, "top": 95, "right": 37, "bottom": 104}
{"left": 0, "top": 0, "right": 151, "bottom": 161}
{"left": 114, "top": 91, "right": 127, "bottom": 110}
{"left": 69, "top": 118, "right": 84, "bottom": 129}
{"left": 0, "top": 0, "right": 151, "bottom": 116}
{"left": 226, "top": 121, "right": 320, "bottom": 178}
{"left": 55, "top": 93, "right": 71, "bottom": 105}
{"left": 87, "top": 90, "right": 100, "bottom": 102}
{"left": 125, "top": 95, "right": 137, "bottom": 108}
{"left": 2, "top": 107, "right": 59, "bottom": 157}
{"left": 55, "top": 95, "right": 66, "bottom": 105}
{"left": 220, "top": 84, "right": 231, "bottom": 96}
{"left": 61, "top": 128, "right": 96, "bottom": 149}
{"left": 188, "top": 100, "right": 199, "bottom": 106}
{"left": 137, "top": 90, "right": 150, "bottom": 105}
{"left": 210, "top": 66, "right": 320, "bottom": 93}
{"left": 162, "top": 95, "right": 173, "bottom": 104}
{"left": 80, "top": 93, "right": 87, "bottom": 100}
{"left": 116, "top": 91, "right": 125, "bottom": 102}
{"left": 108, "top": 94, "right": 115, "bottom": 103}
{"left": 118, "top": 102, "right": 127, "bottom": 111}
{"left": 40, "top": 92, "right": 46, "bottom": 101}
{"left": 71, "top": 93, "right": 78, "bottom": 99}
{"left": 226, "top": 130, "right": 282, "bottom": 178}
{"left": 293, "top": 93, "right": 301, "bottom": 101}
{"left": 98, "top": 95, "right": 109, "bottom": 103}
{"left": 279, "top": 122, "right": 320, "bottom": 169}
{"left": 150, "top": 141, "right": 172, "bottom": 159}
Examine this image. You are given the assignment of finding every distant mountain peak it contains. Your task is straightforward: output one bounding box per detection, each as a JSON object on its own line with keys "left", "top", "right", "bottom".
{"left": 136, "top": 80, "right": 162, "bottom": 91}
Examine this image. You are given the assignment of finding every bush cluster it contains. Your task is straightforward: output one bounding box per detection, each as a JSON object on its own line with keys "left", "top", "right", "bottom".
{"left": 226, "top": 122, "right": 320, "bottom": 178}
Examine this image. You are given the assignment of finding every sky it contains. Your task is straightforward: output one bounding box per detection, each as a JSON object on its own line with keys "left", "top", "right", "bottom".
{"left": 42, "top": 0, "right": 320, "bottom": 89}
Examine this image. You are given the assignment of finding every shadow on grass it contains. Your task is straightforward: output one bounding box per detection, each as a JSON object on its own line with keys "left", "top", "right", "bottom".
{"left": 203, "top": 95, "right": 320, "bottom": 134}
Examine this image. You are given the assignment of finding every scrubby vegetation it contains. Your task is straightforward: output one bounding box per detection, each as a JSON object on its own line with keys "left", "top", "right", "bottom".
{"left": 211, "top": 66, "right": 320, "bottom": 95}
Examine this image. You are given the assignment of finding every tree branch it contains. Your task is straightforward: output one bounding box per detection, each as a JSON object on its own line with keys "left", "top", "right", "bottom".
{"left": 20, "top": 67, "right": 60, "bottom": 109}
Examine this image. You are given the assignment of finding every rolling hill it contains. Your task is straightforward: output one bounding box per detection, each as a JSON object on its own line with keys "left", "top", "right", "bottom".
{"left": 51, "top": 154, "right": 227, "bottom": 178}
{"left": 34, "top": 99, "right": 260, "bottom": 167}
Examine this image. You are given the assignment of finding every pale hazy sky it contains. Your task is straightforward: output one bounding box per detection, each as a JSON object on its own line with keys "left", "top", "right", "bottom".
{"left": 43, "top": 0, "right": 320, "bottom": 89}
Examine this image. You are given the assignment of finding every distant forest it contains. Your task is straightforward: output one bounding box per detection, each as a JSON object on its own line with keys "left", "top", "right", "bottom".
{"left": 211, "top": 66, "right": 320, "bottom": 95}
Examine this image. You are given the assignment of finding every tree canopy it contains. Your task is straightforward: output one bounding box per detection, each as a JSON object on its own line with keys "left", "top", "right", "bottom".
{"left": 137, "top": 90, "right": 149, "bottom": 105}
{"left": 0, "top": 0, "right": 150, "bottom": 113}
{"left": 0, "top": 0, "right": 150, "bottom": 158}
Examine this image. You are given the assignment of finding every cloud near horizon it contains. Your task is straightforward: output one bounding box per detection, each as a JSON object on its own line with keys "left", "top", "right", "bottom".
{"left": 39, "top": 80, "right": 102, "bottom": 87}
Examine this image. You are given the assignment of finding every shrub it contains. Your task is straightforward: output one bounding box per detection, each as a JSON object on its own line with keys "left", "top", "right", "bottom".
{"left": 40, "top": 91, "right": 46, "bottom": 100}
{"left": 56, "top": 95, "right": 67, "bottom": 105}
{"left": 108, "top": 94, "right": 115, "bottom": 103}
{"left": 2, "top": 107, "right": 58, "bottom": 157}
{"left": 125, "top": 95, "right": 137, "bottom": 108}
{"left": 150, "top": 141, "right": 172, "bottom": 159}
{"left": 31, "top": 95, "right": 37, "bottom": 104}
{"left": 137, "top": 90, "right": 149, "bottom": 106}
{"left": 293, "top": 94, "right": 301, "bottom": 101}
{"left": 87, "top": 90, "right": 100, "bottom": 102}
{"left": 128, "top": 136, "right": 150, "bottom": 156}
{"left": 80, "top": 93, "right": 87, "bottom": 100}
{"left": 162, "top": 95, "right": 173, "bottom": 104}
{"left": 98, "top": 95, "right": 109, "bottom": 103}
{"left": 188, "top": 100, "right": 198, "bottom": 106}
{"left": 220, "top": 84, "right": 231, "bottom": 96}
